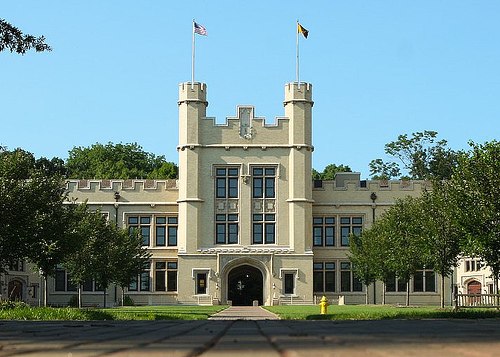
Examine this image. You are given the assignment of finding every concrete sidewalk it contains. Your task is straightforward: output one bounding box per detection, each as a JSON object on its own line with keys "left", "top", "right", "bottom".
{"left": 1, "top": 318, "right": 500, "bottom": 356}
{"left": 208, "top": 306, "right": 280, "bottom": 320}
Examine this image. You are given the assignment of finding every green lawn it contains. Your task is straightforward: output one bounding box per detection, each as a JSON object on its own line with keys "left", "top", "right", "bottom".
{"left": 265, "top": 305, "right": 500, "bottom": 320}
{"left": 2, "top": 304, "right": 499, "bottom": 321}
{"left": 0, "top": 305, "right": 227, "bottom": 321}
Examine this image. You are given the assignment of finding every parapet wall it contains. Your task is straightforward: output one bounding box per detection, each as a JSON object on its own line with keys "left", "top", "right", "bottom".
{"left": 65, "top": 179, "right": 179, "bottom": 204}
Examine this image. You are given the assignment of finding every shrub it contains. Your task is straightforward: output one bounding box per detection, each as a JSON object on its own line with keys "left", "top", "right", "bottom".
{"left": 0, "top": 300, "right": 30, "bottom": 310}
{"left": 68, "top": 295, "right": 78, "bottom": 307}
{"left": 123, "top": 295, "right": 135, "bottom": 306}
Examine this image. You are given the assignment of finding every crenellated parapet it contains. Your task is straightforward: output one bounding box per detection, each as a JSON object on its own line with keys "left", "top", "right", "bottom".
{"left": 66, "top": 179, "right": 178, "bottom": 191}
{"left": 313, "top": 176, "right": 429, "bottom": 208}
{"left": 65, "top": 179, "right": 179, "bottom": 204}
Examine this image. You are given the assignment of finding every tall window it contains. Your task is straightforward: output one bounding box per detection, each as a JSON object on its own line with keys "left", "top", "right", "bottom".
{"left": 155, "top": 216, "right": 178, "bottom": 247}
{"left": 54, "top": 267, "right": 77, "bottom": 292}
{"left": 340, "top": 217, "right": 363, "bottom": 246}
{"left": 216, "top": 214, "right": 239, "bottom": 244}
{"left": 413, "top": 268, "right": 436, "bottom": 292}
{"left": 385, "top": 273, "right": 408, "bottom": 292}
{"left": 313, "top": 217, "right": 335, "bottom": 246}
{"left": 214, "top": 167, "right": 239, "bottom": 244}
{"left": 340, "top": 262, "right": 363, "bottom": 292}
{"left": 128, "top": 216, "right": 151, "bottom": 246}
{"left": 216, "top": 168, "right": 239, "bottom": 198}
{"left": 129, "top": 262, "right": 151, "bottom": 292}
{"left": 252, "top": 167, "right": 276, "bottom": 198}
{"left": 253, "top": 214, "right": 276, "bottom": 244}
{"left": 155, "top": 261, "right": 178, "bottom": 292}
{"left": 313, "top": 262, "right": 336, "bottom": 293}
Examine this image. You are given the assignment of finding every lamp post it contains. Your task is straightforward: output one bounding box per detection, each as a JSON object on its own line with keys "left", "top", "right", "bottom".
{"left": 114, "top": 191, "right": 120, "bottom": 225}
{"left": 370, "top": 192, "right": 378, "bottom": 304}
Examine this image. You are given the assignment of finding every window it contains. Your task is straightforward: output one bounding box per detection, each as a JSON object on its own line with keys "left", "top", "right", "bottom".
{"left": 385, "top": 273, "right": 407, "bottom": 292}
{"left": 54, "top": 267, "right": 85, "bottom": 292}
{"left": 413, "top": 268, "right": 436, "bottom": 292}
{"left": 129, "top": 262, "right": 151, "bottom": 292}
{"left": 313, "top": 262, "right": 336, "bottom": 293}
{"left": 340, "top": 262, "right": 363, "bottom": 292}
{"left": 155, "top": 261, "right": 178, "bottom": 292}
{"left": 252, "top": 167, "right": 276, "bottom": 198}
{"left": 155, "top": 216, "right": 178, "bottom": 247}
{"left": 167, "top": 262, "right": 178, "bottom": 292}
{"left": 340, "top": 217, "right": 362, "bottom": 246}
{"left": 155, "top": 262, "right": 166, "bottom": 291}
{"left": 253, "top": 214, "right": 276, "bottom": 244}
{"left": 215, "top": 214, "right": 239, "bottom": 244}
{"left": 196, "top": 273, "right": 207, "bottom": 295}
{"left": 55, "top": 267, "right": 66, "bottom": 292}
{"left": 215, "top": 167, "right": 239, "bottom": 198}
{"left": 284, "top": 273, "right": 295, "bottom": 295}
{"left": 313, "top": 217, "right": 335, "bottom": 246}
{"left": 8, "top": 260, "right": 24, "bottom": 272}
{"left": 465, "top": 259, "right": 483, "bottom": 272}
{"left": 128, "top": 216, "right": 151, "bottom": 246}
{"left": 128, "top": 215, "right": 177, "bottom": 248}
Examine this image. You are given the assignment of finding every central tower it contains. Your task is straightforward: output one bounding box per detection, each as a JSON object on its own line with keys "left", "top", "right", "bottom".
{"left": 176, "top": 81, "right": 314, "bottom": 305}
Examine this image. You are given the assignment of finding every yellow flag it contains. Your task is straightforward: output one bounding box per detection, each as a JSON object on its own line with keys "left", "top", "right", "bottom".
{"left": 298, "top": 23, "right": 309, "bottom": 39}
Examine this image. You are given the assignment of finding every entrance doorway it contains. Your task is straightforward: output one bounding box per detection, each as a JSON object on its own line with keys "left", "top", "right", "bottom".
{"left": 228, "top": 265, "right": 263, "bottom": 306}
{"left": 8, "top": 280, "right": 23, "bottom": 301}
{"left": 467, "top": 280, "right": 482, "bottom": 305}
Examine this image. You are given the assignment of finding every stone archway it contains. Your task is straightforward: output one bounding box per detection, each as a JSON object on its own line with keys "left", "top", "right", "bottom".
{"left": 227, "top": 265, "right": 263, "bottom": 306}
{"left": 8, "top": 279, "right": 23, "bottom": 301}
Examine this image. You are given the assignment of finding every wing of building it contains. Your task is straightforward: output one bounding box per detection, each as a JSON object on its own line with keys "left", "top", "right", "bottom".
{"left": 3, "top": 82, "right": 492, "bottom": 307}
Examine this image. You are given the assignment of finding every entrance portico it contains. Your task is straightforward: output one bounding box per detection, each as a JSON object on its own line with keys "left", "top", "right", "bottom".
{"left": 221, "top": 257, "right": 271, "bottom": 306}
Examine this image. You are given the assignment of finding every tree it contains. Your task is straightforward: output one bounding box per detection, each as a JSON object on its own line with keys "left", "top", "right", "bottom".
{"left": 368, "top": 159, "right": 400, "bottom": 180}
{"left": 369, "top": 131, "right": 459, "bottom": 180}
{"left": 419, "top": 184, "right": 462, "bottom": 308}
{"left": 381, "top": 197, "right": 427, "bottom": 306}
{"left": 26, "top": 172, "right": 73, "bottom": 307}
{"left": 0, "top": 19, "right": 51, "bottom": 54}
{"left": 65, "top": 205, "right": 150, "bottom": 308}
{"left": 66, "top": 142, "right": 178, "bottom": 179}
{"left": 313, "top": 163, "right": 352, "bottom": 180}
{"left": 112, "top": 227, "right": 151, "bottom": 306}
{"left": 449, "top": 141, "right": 500, "bottom": 296}
{"left": 0, "top": 148, "right": 65, "bottom": 273}
{"left": 349, "top": 230, "right": 378, "bottom": 304}
{"left": 35, "top": 157, "right": 67, "bottom": 177}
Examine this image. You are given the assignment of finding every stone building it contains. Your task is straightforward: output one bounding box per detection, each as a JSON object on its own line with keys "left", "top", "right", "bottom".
{"left": 1, "top": 81, "right": 456, "bottom": 306}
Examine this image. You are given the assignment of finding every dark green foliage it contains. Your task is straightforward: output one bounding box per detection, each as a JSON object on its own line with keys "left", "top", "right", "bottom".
{"left": 370, "top": 131, "right": 459, "bottom": 180}
{"left": 0, "top": 19, "right": 51, "bottom": 54}
{"left": 313, "top": 164, "right": 352, "bottom": 180}
{"left": 66, "top": 142, "right": 178, "bottom": 179}
{"left": 449, "top": 140, "right": 500, "bottom": 294}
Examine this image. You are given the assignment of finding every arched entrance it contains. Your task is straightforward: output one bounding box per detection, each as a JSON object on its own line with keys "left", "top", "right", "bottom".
{"left": 8, "top": 280, "right": 23, "bottom": 301}
{"left": 467, "top": 280, "right": 482, "bottom": 305}
{"left": 227, "top": 265, "right": 263, "bottom": 306}
{"left": 467, "top": 280, "right": 481, "bottom": 294}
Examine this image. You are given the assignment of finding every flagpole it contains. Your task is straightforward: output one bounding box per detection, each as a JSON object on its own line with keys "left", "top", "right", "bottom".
{"left": 296, "top": 20, "right": 300, "bottom": 88}
{"left": 191, "top": 19, "right": 195, "bottom": 90}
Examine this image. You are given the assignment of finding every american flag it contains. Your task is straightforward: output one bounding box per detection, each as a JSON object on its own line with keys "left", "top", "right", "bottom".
{"left": 194, "top": 22, "right": 207, "bottom": 36}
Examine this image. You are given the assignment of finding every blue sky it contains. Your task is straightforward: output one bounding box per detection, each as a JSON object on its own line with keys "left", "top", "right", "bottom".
{"left": 2, "top": 1, "right": 499, "bottom": 178}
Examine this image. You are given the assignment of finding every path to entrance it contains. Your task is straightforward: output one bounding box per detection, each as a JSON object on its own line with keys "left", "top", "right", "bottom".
{"left": 1, "top": 319, "right": 500, "bottom": 356}
{"left": 208, "top": 306, "right": 280, "bottom": 320}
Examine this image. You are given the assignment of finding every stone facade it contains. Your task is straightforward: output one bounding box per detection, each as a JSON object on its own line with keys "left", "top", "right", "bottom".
{"left": 2, "top": 82, "right": 463, "bottom": 306}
